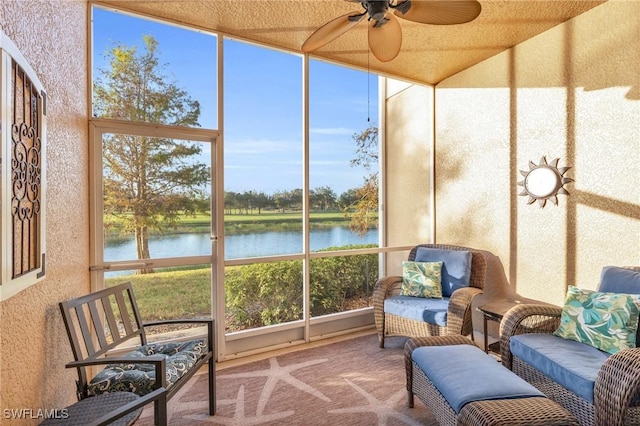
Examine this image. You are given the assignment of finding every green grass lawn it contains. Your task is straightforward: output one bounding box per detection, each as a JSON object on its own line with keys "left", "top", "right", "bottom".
{"left": 225, "top": 211, "right": 348, "bottom": 223}
{"left": 106, "top": 268, "right": 212, "bottom": 320}
{"left": 105, "top": 210, "right": 373, "bottom": 237}
{"left": 106, "top": 251, "right": 377, "bottom": 331}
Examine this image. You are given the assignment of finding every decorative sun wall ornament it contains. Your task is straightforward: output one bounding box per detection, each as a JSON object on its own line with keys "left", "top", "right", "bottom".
{"left": 518, "top": 156, "right": 573, "bottom": 208}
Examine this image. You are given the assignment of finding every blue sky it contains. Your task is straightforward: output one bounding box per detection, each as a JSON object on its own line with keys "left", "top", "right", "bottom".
{"left": 92, "top": 6, "right": 378, "bottom": 196}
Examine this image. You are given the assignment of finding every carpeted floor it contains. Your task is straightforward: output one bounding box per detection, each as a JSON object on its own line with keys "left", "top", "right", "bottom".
{"left": 135, "top": 333, "right": 437, "bottom": 425}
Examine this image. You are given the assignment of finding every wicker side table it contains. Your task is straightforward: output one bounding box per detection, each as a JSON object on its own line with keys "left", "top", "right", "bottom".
{"left": 39, "top": 392, "right": 142, "bottom": 426}
{"left": 477, "top": 300, "right": 523, "bottom": 357}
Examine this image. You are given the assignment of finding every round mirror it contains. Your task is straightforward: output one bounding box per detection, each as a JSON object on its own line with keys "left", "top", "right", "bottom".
{"left": 524, "top": 167, "right": 560, "bottom": 198}
{"left": 518, "top": 157, "right": 573, "bottom": 208}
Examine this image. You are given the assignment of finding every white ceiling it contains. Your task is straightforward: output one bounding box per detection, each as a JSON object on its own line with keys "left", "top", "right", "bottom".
{"left": 95, "top": 0, "right": 606, "bottom": 85}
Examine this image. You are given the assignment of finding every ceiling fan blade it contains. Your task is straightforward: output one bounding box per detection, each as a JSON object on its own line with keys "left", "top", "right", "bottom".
{"left": 301, "top": 12, "right": 365, "bottom": 53}
{"left": 395, "top": 0, "right": 482, "bottom": 25}
{"left": 368, "top": 14, "right": 402, "bottom": 62}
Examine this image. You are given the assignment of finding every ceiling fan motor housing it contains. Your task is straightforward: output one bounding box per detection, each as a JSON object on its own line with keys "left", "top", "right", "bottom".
{"left": 365, "top": 0, "right": 390, "bottom": 22}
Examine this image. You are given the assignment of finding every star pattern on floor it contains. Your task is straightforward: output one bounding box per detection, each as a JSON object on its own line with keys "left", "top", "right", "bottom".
{"left": 218, "top": 356, "right": 332, "bottom": 415}
{"left": 182, "top": 385, "right": 295, "bottom": 425}
{"left": 138, "top": 369, "right": 206, "bottom": 423}
{"left": 328, "top": 378, "right": 424, "bottom": 426}
{"left": 136, "top": 335, "right": 436, "bottom": 426}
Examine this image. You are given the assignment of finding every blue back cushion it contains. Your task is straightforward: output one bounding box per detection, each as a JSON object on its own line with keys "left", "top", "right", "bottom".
{"left": 598, "top": 266, "right": 640, "bottom": 347}
{"left": 414, "top": 247, "right": 472, "bottom": 297}
{"left": 598, "top": 266, "right": 640, "bottom": 294}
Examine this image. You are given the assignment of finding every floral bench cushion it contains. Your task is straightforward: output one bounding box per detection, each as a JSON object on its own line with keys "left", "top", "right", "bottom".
{"left": 88, "top": 338, "right": 207, "bottom": 396}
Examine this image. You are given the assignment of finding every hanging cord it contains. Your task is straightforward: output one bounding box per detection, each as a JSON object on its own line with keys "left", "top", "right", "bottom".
{"left": 367, "top": 56, "right": 371, "bottom": 122}
{"left": 367, "top": 29, "right": 371, "bottom": 123}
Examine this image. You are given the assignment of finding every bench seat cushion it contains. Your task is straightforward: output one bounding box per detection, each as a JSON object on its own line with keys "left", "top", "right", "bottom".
{"left": 88, "top": 338, "right": 207, "bottom": 396}
{"left": 412, "top": 344, "right": 544, "bottom": 413}
{"left": 384, "top": 295, "right": 449, "bottom": 326}
{"left": 510, "top": 333, "right": 609, "bottom": 404}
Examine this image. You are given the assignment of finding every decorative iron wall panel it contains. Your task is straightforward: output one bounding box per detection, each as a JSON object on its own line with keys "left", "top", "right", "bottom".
{"left": 11, "top": 59, "right": 43, "bottom": 279}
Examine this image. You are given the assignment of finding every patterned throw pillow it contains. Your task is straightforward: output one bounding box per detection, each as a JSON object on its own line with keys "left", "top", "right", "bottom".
{"left": 400, "top": 261, "right": 443, "bottom": 299}
{"left": 553, "top": 286, "right": 640, "bottom": 355}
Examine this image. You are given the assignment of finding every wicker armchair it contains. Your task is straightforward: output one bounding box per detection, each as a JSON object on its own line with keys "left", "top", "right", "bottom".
{"left": 500, "top": 267, "right": 640, "bottom": 426}
{"left": 373, "top": 244, "right": 487, "bottom": 348}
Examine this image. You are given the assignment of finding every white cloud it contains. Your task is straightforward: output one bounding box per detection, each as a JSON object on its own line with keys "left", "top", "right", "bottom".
{"left": 309, "top": 127, "right": 353, "bottom": 136}
{"left": 310, "top": 159, "right": 349, "bottom": 167}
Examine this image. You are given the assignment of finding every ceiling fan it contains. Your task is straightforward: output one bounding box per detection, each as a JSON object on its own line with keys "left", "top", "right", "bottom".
{"left": 301, "top": 0, "right": 482, "bottom": 62}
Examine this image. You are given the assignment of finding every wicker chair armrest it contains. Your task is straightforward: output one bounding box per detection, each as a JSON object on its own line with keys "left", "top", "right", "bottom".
{"left": 594, "top": 348, "right": 640, "bottom": 426}
{"left": 372, "top": 275, "right": 403, "bottom": 333}
{"left": 499, "top": 303, "right": 562, "bottom": 369}
{"left": 447, "top": 287, "right": 483, "bottom": 336}
{"left": 372, "top": 275, "right": 403, "bottom": 300}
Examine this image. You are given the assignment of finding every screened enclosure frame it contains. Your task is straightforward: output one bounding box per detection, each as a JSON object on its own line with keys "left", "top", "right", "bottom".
{"left": 88, "top": 4, "right": 427, "bottom": 361}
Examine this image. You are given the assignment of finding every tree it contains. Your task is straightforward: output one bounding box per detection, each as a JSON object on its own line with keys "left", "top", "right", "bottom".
{"left": 273, "top": 190, "right": 291, "bottom": 213}
{"left": 311, "top": 186, "right": 337, "bottom": 211}
{"left": 224, "top": 191, "right": 241, "bottom": 214}
{"left": 346, "top": 124, "right": 379, "bottom": 236}
{"left": 251, "top": 191, "right": 272, "bottom": 214}
{"left": 337, "top": 188, "right": 358, "bottom": 210}
{"left": 289, "top": 188, "right": 303, "bottom": 210}
{"left": 95, "top": 35, "right": 210, "bottom": 272}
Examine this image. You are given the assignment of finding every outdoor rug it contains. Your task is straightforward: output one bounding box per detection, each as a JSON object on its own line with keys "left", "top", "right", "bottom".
{"left": 136, "top": 333, "right": 437, "bottom": 425}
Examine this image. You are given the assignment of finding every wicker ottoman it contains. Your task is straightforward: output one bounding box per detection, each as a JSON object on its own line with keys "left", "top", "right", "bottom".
{"left": 458, "top": 397, "right": 580, "bottom": 426}
{"left": 405, "top": 335, "right": 578, "bottom": 426}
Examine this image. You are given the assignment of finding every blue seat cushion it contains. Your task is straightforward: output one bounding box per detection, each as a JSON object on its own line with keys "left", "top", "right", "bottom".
{"left": 412, "top": 344, "right": 544, "bottom": 413}
{"left": 510, "top": 333, "right": 610, "bottom": 404}
{"left": 88, "top": 338, "right": 208, "bottom": 396}
{"left": 414, "top": 247, "right": 472, "bottom": 298}
{"left": 384, "top": 295, "right": 449, "bottom": 326}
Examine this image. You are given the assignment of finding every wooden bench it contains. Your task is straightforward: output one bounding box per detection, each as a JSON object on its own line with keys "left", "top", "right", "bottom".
{"left": 59, "top": 282, "right": 216, "bottom": 425}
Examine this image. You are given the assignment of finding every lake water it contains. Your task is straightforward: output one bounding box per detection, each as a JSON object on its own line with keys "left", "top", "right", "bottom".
{"left": 104, "top": 226, "right": 379, "bottom": 262}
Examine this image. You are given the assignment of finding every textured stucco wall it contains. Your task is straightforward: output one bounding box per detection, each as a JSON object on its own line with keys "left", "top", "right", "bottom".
{"left": 435, "top": 1, "right": 640, "bottom": 306}
{"left": 384, "top": 79, "right": 434, "bottom": 275}
{"left": 0, "top": 0, "right": 89, "bottom": 422}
